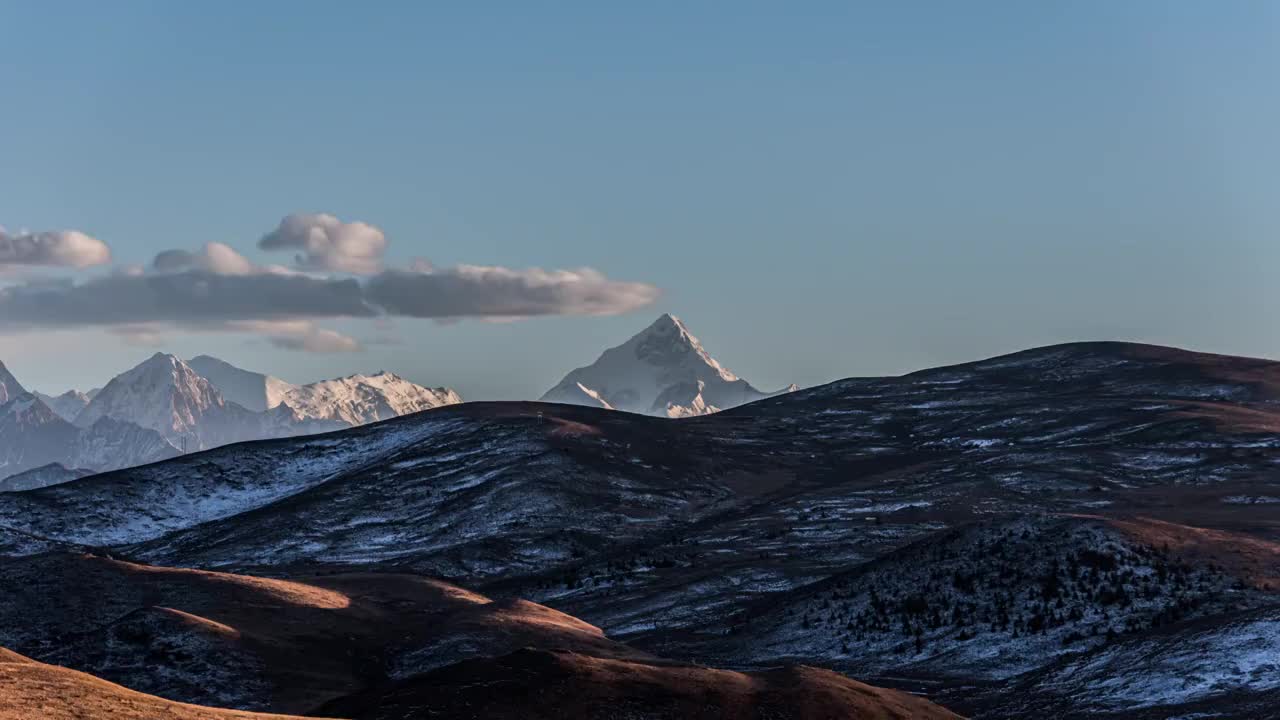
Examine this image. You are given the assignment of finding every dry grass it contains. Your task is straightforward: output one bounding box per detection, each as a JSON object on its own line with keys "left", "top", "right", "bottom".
{"left": 0, "top": 649, "right": 328, "bottom": 720}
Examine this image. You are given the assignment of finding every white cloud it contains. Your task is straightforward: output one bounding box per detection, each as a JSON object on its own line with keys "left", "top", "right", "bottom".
{"left": 365, "top": 264, "right": 661, "bottom": 318}
{"left": 152, "top": 242, "right": 259, "bottom": 276}
{"left": 0, "top": 228, "right": 111, "bottom": 269}
{"left": 259, "top": 213, "right": 388, "bottom": 274}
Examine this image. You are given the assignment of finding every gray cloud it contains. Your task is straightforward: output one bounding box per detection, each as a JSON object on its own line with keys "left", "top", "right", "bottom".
{"left": 366, "top": 265, "right": 662, "bottom": 318}
{"left": 0, "top": 271, "right": 374, "bottom": 331}
{"left": 259, "top": 213, "right": 387, "bottom": 274}
{"left": 0, "top": 228, "right": 111, "bottom": 269}
{"left": 0, "top": 261, "right": 656, "bottom": 333}
{"left": 0, "top": 214, "right": 659, "bottom": 345}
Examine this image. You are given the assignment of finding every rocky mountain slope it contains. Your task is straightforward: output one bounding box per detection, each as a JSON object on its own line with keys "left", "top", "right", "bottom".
{"left": 32, "top": 389, "right": 94, "bottom": 421}
{"left": 541, "top": 313, "right": 794, "bottom": 417}
{"left": 0, "top": 363, "right": 21, "bottom": 406}
{"left": 75, "top": 353, "right": 276, "bottom": 451}
{"left": 0, "top": 392, "right": 178, "bottom": 481}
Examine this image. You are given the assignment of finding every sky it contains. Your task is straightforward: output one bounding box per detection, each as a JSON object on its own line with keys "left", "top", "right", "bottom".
{"left": 1, "top": 2, "right": 1279, "bottom": 400}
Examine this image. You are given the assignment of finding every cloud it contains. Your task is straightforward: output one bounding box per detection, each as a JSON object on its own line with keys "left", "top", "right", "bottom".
{"left": 366, "top": 265, "right": 661, "bottom": 318}
{"left": 0, "top": 213, "right": 659, "bottom": 347}
{"left": 270, "top": 327, "right": 361, "bottom": 353}
{"left": 259, "top": 213, "right": 387, "bottom": 274}
{"left": 0, "top": 228, "right": 111, "bottom": 269}
{"left": 153, "top": 242, "right": 256, "bottom": 276}
{"left": 229, "top": 320, "right": 362, "bottom": 353}
{"left": 0, "top": 262, "right": 654, "bottom": 332}
{"left": 0, "top": 271, "right": 375, "bottom": 331}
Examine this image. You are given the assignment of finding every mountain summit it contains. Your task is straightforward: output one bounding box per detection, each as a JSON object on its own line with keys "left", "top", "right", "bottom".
{"left": 0, "top": 362, "right": 24, "bottom": 406}
{"left": 279, "top": 370, "right": 462, "bottom": 426}
{"left": 541, "top": 314, "right": 794, "bottom": 417}
{"left": 187, "top": 355, "right": 295, "bottom": 413}
{"left": 74, "top": 353, "right": 238, "bottom": 450}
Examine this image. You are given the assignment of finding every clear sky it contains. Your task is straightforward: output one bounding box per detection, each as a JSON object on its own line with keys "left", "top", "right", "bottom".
{"left": 1, "top": 2, "right": 1278, "bottom": 399}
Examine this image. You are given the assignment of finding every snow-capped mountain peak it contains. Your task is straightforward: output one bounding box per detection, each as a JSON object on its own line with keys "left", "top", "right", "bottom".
{"left": 74, "top": 353, "right": 235, "bottom": 449}
{"left": 633, "top": 313, "right": 740, "bottom": 384}
{"left": 187, "top": 354, "right": 296, "bottom": 412}
{"left": 278, "top": 369, "right": 462, "bottom": 426}
{"left": 540, "top": 313, "right": 793, "bottom": 417}
{"left": 187, "top": 356, "right": 462, "bottom": 427}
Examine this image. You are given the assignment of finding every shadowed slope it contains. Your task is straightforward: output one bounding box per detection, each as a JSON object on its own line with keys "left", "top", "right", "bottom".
{"left": 320, "top": 648, "right": 962, "bottom": 720}
{"left": 0, "top": 553, "right": 648, "bottom": 714}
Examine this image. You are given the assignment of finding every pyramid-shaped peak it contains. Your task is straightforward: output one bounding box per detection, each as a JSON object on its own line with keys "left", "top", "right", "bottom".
{"left": 140, "top": 352, "right": 182, "bottom": 368}
{"left": 634, "top": 313, "right": 703, "bottom": 350}
{"left": 541, "top": 313, "right": 794, "bottom": 416}
{"left": 99, "top": 353, "right": 220, "bottom": 403}
{"left": 644, "top": 313, "right": 690, "bottom": 334}
{"left": 0, "top": 360, "right": 26, "bottom": 405}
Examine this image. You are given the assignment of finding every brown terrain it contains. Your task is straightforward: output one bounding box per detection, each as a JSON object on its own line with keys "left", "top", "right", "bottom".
{"left": 0, "top": 648, "right": 315, "bottom": 720}
{"left": 321, "top": 649, "right": 962, "bottom": 720}
{"left": 0, "top": 553, "right": 960, "bottom": 719}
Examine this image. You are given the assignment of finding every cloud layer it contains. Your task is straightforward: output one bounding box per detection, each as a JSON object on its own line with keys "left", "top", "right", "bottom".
{"left": 0, "top": 214, "right": 660, "bottom": 351}
{"left": 0, "top": 228, "right": 111, "bottom": 269}
{"left": 367, "top": 266, "right": 662, "bottom": 319}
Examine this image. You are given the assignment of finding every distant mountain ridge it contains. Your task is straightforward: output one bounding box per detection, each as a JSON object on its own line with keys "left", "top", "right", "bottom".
{"left": 0, "top": 391, "right": 178, "bottom": 482}
{"left": 0, "top": 463, "right": 94, "bottom": 493}
{"left": 541, "top": 313, "right": 795, "bottom": 417}
{"left": 189, "top": 355, "right": 462, "bottom": 427}
{"left": 33, "top": 390, "right": 95, "bottom": 422}
{"left": 74, "top": 353, "right": 255, "bottom": 451}
{"left": 0, "top": 353, "right": 462, "bottom": 484}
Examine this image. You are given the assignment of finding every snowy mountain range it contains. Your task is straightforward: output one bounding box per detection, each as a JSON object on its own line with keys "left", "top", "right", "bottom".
{"left": 0, "top": 353, "right": 462, "bottom": 484}
{"left": 541, "top": 313, "right": 795, "bottom": 417}
{"left": 189, "top": 354, "right": 462, "bottom": 426}
{"left": 5, "top": 313, "right": 772, "bottom": 485}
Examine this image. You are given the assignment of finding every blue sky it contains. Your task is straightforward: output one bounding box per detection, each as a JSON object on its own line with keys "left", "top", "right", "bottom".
{"left": 1, "top": 2, "right": 1278, "bottom": 399}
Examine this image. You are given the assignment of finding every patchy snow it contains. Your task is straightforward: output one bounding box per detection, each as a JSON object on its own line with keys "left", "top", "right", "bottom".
{"left": 1223, "top": 495, "right": 1280, "bottom": 505}
{"left": 1034, "top": 610, "right": 1280, "bottom": 710}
